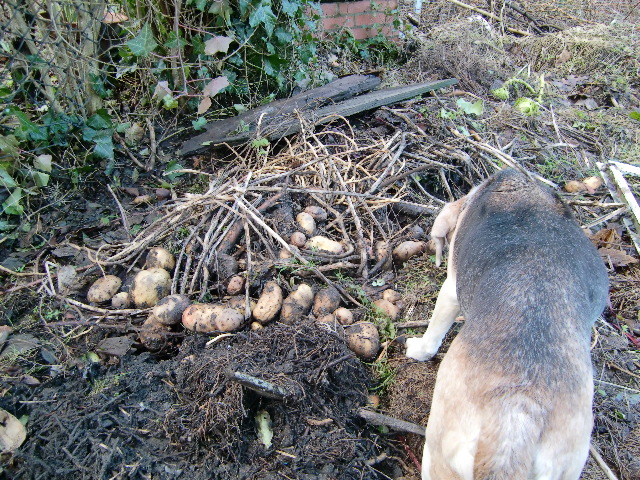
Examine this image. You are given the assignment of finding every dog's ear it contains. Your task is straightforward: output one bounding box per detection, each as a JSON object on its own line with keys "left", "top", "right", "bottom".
{"left": 431, "top": 196, "right": 467, "bottom": 267}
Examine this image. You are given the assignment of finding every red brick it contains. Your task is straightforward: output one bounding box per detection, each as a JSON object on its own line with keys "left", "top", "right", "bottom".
{"left": 322, "top": 15, "right": 355, "bottom": 30}
{"left": 354, "top": 12, "right": 385, "bottom": 26}
{"left": 345, "top": 1, "right": 371, "bottom": 14}
{"left": 350, "top": 26, "right": 372, "bottom": 40}
{"left": 321, "top": 3, "right": 339, "bottom": 17}
{"left": 375, "top": 0, "right": 398, "bottom": 10}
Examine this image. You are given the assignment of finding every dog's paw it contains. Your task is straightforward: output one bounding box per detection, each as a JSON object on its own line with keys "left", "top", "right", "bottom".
{"left": 405, "top": 337, "right": 437, "bottom": 362}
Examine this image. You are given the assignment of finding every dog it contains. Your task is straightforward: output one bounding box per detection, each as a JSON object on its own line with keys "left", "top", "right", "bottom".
{"left": 405, "top": 169, "right": 608, "bottom": 480}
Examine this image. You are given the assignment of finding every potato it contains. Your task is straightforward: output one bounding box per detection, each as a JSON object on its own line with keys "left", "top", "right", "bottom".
{"left": 317, "top": 314, "right": 336, "bottom": 324}
{"left": 345, "top": 322, "right": 380, "bottom": 360}
{"left": 564, "top": 180, "right": 586, "bottom": 193}
{"left": 304, "top": 206, "right": 328, "bottom": 222}
{"left": 583, "top": 176, "right": 603, "bottom": 193}
{"left": 373, "top": 299, "right": 400, "bottom": 321}
{"left": 139, "top": 315, "right": 169, "bottom": 351}
{"left": 87, "top": 275, "right": 122, "bottom": 303}
{"left": 382, "top": 289, "right": 401, "bottom": 304}
{"left": 290, "top": 231, "right": 307, "bottom": 248}
{"left": 392, "top": 241, "right": 426, "bottom": 263}
{"left": 305, "top": 236, "right": 344, "bottom": 254}
{"left": 251, "top": 321, "right": 264, "bottom": 331}
{"left": 226, "top": 296, "right": 256, "bottom": 316}
{"left": 130, "top": 268, "right": 172, "bottom": 308}
{"left": 111, "top": 292, "right": 131, "bottom": 309}
{"left": 280, "top": 284, "right": 314, "bottom": 325}
{"left": 253, "top": 281, "right": 283, "bottom": 324}
{"left": 333, "top": 307, "right": 354, "bottom": 325}
{"left": 296, "top": 212, "right": 316, "bottom": 235}
{"left": 375, "top": 241, "right": 390, "bottom": 262}
{"left": 182, "top": 304, "right": 218, "bottom": 332}
{"left": 227, "top": 275, "right": 244, "bottom": 296}
{"left": 213, "top": 307, "right": 244, "bottom": 332}
{"left": 145, "top": 247, "right": 176, "bottom": 272}
{"left": 313, "top": 286, "right": 341, "bottom": 317}
{"left": 153, "top": 294, "right": 191, "bottom": 325}
{"left": 278, "top": 245, "right": 299, "bottom": 260}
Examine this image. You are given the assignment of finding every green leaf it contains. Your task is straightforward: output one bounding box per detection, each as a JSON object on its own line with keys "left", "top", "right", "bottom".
{"left": 87, "top": 109, "right": 113, "bottom": 129}
{"left": 91, "top": 130, "right": 115, "bottom": 160}
{"left": 0, "top": 166, "right": 17, "bottom": 189}
{"left": 0, "top": 135, "right": 20, "bottom": 159}
{"left": 164, "top": 32, "right": 189, "bottom": 49}
{"left": 164, "top": 161, "right": 186, "bottom": 181}
{"left": 249, "top": 5, "right": 277, "bottom": 36}
{"left": 126, "top": 23, "right": 158, "bottom": 57}
{"left": 192, "top": 117, "right": 207, "bottom": 130}
{"left": 209, "top": 0, "right": 232, "bottom": 23}
{"left": 161, "top": 94, "right": 179, "bottom": 110}
{"left": 251, "top": 137, "right": 269, "bottom": 148}
{"left": 630, "top": 111, "right": 640, "bottom": 121}
{"left": 194, "top": 0, "right": 208, "bottom": 10}
{"left": 456, "top": 98, "right": 483, "bottom": 116}
{"left": 32, "top": 171, "right": 50, "bottom": 188}
{"left": 281, "top": 0, "right": 300, "bottom": 17}
{"left": 116, "top": 122, "right": 131, "bottom": 133}
{"left": 275, "top": 28, "right": 293, "bottom": 44}
{"left": 33, "top": 154, "right": 52, "bottom": 172}
{"left": 2, "top": 188, "right": 24, "bottom": 215}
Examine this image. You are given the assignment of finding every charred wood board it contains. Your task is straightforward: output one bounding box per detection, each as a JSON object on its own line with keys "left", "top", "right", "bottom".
{"left": 180, "top": 74, "right": 381, "bottom": 156}
{"left": 180, "top": 77, "right": 458, "bottom": 156}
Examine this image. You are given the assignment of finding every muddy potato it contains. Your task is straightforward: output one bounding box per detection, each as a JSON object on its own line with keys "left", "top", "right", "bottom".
{"left": 333, "top": 307, "right": 354, "bottom": 325}
{"left": 280, "top": 284, "right": 315, "bottom": 325}
{"left": 111, "top": 292, "right": 131, "bottom": 309}
{"left": 213, "top": 306, "right": 244, "bottom": 332}
{"left": 278, "top": 245, "right": 299, "bottom": 260}
{"left": 305, "top": 236, "right": 344, "bottom": 254}
{"left": 345, "top": 322, "right": 380, "bottom": 360}
{"left": 373, "top": 299, "right": 400, "bottom": 321}
{"left": 251, "top": 321, "right": 263, "bottom": 331}
{"left": 226, "top": 296, "right": 256, "bottom": 316}
{"left": 296, "top": 212, "right": 316, "bottom": 235}
{"left": 313, "top": 286, "right": 341, "bottom": 317}
{"left": 317, "top": 314, "right": 336, "bottom": 324}
{"left": 153, "top": 294, "right": 191, "bottom": 325}
{"left": 253, "top": 281, "right": 283, "bottom": 324}
{"left": 382, "top": 289, "right": 402, "bottom": 304}
{"left": 139, "top": 315, "right": 169, "bottom": 351}
{"left": 145, "top": 247, "right": 176, "bottom": 272}
{"left": 130, "top": 268, "right": 171, "bottom": 308}
{"left": 182, "top": 304, "right": 217, "bottom": 332}
{"left": 227, "top": 275, "right": 245, "bottom": 296}
{"left": 392, "top": 241, "right": 426, "bottom": 263}
{"left": 304, "top": 206, "right": 328, "bottom": 222}
{"left": 87, "top": 275, "right": 122, "bottom": 303}
{"left": 290, "top": 231, "right": 307, "bottom": 248}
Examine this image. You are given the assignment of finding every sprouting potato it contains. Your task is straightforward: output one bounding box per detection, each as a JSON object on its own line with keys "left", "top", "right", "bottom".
{"left": 227, "top": 275, "right": 245, "bottom": 296}
{"left": 290, "top": 231, "right": 307, "bottom": 248}
{"left": 313, "top": 286, "right": 341, "bottom": 317}
{"left": 304, "top": 206, "right": 328, "bottom": 222}
{"left": 373, "top": 299, "right": 400, "bottom": 321}
{"left": 296, "top": 212, "right": 316, "bottom": 235}
{"left": 392, "top": 241, "right": 426, "bottom": 263}
{"left": 333, "top": 307, "right": 354, "bottom": 325}
{"left": 139, "top": 314, "right": 169, "bottom": 351}
{"left": 382, "top": 289, "right": 402, "bottom": 304}
{"left": 111, "top": 292, "right": 131, "bottom": 309}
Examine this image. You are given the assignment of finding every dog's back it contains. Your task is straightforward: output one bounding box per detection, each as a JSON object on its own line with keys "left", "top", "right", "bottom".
{"left": 408, "top": 169, "right": 608, "bottom": 479}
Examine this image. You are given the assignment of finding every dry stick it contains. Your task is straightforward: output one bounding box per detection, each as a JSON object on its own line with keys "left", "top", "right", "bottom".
{"left": 439, "top": 168, "right": 455, "bottom": 202}
{"left": 582, "top": 207, "right": 628, "bottom": 230}
{"left": 395, "top": 320, "right": 430, "bottom": 329}
{"left": 589, "top": 444, "right": 620, "bottom": 480}
{"left": 358, "top": 409, "right": 425, "bottom": 436}
{"left": 106, "top": 185, "right": 131, "bottom": 241}
{"left": 57, "top": 295, "right": 151, "bottom": 317}
{"left": 0, "top": 265, "right": 45, "bottom": 278}
{"left": 445, "top": 0, "right": 531, "bottom": 35}
{"left": 113, "top": 133, "right": 149, "bottom": 172}
{"left": 368, "top": 134, "right": 407, "bottom": 194}
{"left": 145, "top": 117, "right": 157, "bottom": 172}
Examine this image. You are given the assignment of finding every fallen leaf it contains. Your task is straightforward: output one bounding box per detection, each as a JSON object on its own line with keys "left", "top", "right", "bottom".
{"left": 20, "top": 375, "right": 40, "bottom": 386}
{"left": 96, "top": 336, "right": 134, "bottom": 357}
{"left": 583, "top": 176, "right": 603, "bottom": 193}
{"left": 153, "top": 81, "right": 171, "bottom": 100}
{"left": 0, "top": 408, "right": 26, "bottom": 452}
{"left": 555, "top": 48, "right": 571, "bottom": 65}
{"left": 203, "top": 76, "right": 229, "bottom": 97}
{"left": 124, "top": 122, "right": 145, "bottom": 144}
{"left": 591, "top": 229, "right": 619, "bottom": 248}
{"left": 204, "top": 35, "right": 233, "bottom": 55}
{"left": 0, "top": 334, "right": 40, "bottom": 359}
{"left": 0, "top": 326, "right": 12, "bottom": 351}
{"left": 197, "top": 96, "right": 212, "bottom": 115}
{"left": 599, "top": 248, "right": 639, "bottom": 267}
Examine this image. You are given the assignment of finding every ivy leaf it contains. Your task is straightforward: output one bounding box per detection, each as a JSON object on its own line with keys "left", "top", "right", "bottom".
{"left": 162, "top": 94, "right": 179, "bottom": 110}
{"left": 249, "top": 5, "right": 277, "bottom": 37}
{"left": 91, "top": 130, "right": 115, "bottom": 160}
{"left": 153, "top": 81, "right": 172, "bottom": 100}
{"left": 194, "top": 0, "right": 208, "bottom": 11}
{"left": 275, "top": 28, "right": 293, "bottom": 45}
{"left": 32, "top": 171, "right": 50, "bottom": 188}
{"left": 0, "top": 166, "right": 17, "bottom": 189}
{"left": 203, "top": 76, "right": 229, "bottom": 97}
{"left": 209, "top": 0, "right": 232, "bottom": 23}
{"left": 87, "top": 109, "right": 113, "bottom": 129}
{"left": 197, "top": 96, "right": 212, "bottom": 115}
{"left": 33, "top": 154, "right": 52, "bottom": 173}
{"left": 281, "top": 0, "right": 300, "bottom": 17}
{"left": 2, "top": 188, "right": 24, "bottom": 215}
{"left": 126, "top": 23, "right": 158, "bottom": 57}
{"left": 204, "top": 36, "right": 234, "bottom": 55}
{"left": 192, "top": 117, "right": 207, "bottom": 130}
{"left": 164, "top": 161, "right": 186, "bottom": 181}
{"left": 0, "top": 135, "right": 20, "bottom": 159}
{"left": 457, "top": 99, "right": 484, "bottom": 116}
{"left": 164, "top": 32, "right": 189, "bottom": 49}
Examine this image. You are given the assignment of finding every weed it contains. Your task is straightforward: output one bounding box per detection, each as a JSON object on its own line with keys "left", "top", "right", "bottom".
{"left": 90, "top": 372, "right": 128, "bottom": 397}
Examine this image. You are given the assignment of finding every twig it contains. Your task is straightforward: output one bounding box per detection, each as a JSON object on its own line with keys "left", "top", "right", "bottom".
{"left": 107, "top": 185, "right": 131, "bottom": 241}
{"left": 0, "top": 265, "right": 45, "bottom": 277}
{"left": 56, "top": 295, "right": 150, "bottom": 316}
{"left": 395, "top": 320, "right": 430, "bottom": 329}
{"left": 589, "top": 444, "right": 620, "bottom": 480}
{"left": 444, "top": 0, "right": 531, "bottom": 35}
{"left": 228, "top": 371, "right": 300, "bottom": 400}
{"left": 145, "top": 117, "right": 156, "bottom": 172}
{"left": 368, "top": 134, "right": 407, "bottom": 194}
{"left": 358, "top": 409, "right": 425, "bottom": 436}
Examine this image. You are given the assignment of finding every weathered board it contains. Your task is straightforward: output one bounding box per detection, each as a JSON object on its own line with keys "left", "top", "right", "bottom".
{"left": 180, "top": 77, "right": 458, "bottom": 156}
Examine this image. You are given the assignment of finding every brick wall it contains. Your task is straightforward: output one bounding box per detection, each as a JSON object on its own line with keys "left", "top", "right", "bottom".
{"left": 320, "top": 0, "right": 399, "bottom": 40}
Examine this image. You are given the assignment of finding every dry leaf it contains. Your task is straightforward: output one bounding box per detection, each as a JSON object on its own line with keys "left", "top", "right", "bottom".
{"left": 203, "top": 76, "right": 229, "bottom": 97}
{"left": 555, "top": 48, "right": 571, "bottom": 65}
{"left": 0, "top": 408, "right": 26, "bottom": 452}
{"left": 591, "top": 228, "right": 619, "bottom": 248}
{"left": 153, "top": 81, "right": 171, "bottom": 100}
{"left": 583, "top": 176, "right": 603, "bottom": 194}
{"left": 599, "top": 248, "right": 639, "bottom": 267}
{"left": 96, "top": 336, "right": 134, "bottom": 357}
{"left": 197, "top": 96, "right": 212, "bottom": 115}
{"left": 204, "top": 36, "right": 233, "bottom": 55}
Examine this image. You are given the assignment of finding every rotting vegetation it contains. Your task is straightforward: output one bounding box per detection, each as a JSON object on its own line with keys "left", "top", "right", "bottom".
{"left": 1, "top": 2, "right": 640, "bottom": 480}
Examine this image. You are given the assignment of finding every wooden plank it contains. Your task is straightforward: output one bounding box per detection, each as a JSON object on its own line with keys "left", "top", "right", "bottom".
{"left": 181, "top": 74, "right": 381, "bottom": 156}
{"left": 180, "top": 77, "right": 458, "bottom": 155}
